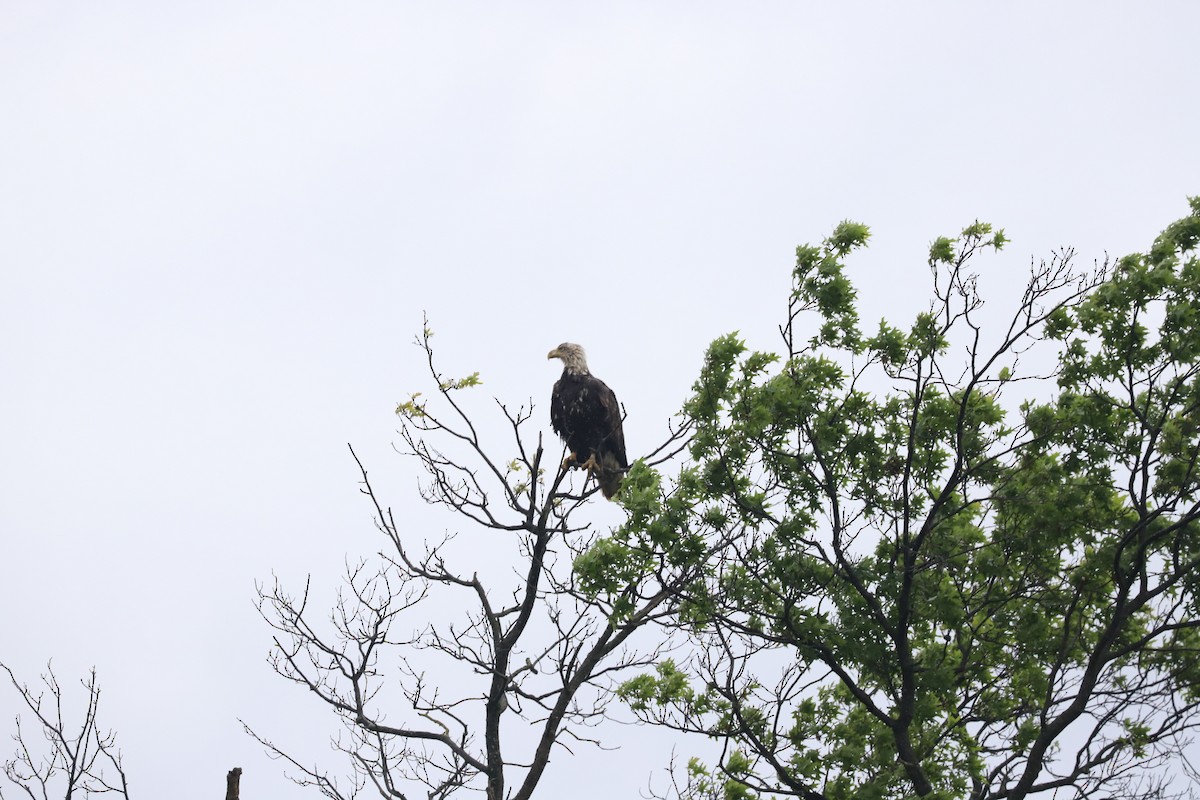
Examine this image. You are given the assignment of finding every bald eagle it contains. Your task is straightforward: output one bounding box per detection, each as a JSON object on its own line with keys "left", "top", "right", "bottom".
{"left": 547, "top": 343, "right": 627, "bottom": 499}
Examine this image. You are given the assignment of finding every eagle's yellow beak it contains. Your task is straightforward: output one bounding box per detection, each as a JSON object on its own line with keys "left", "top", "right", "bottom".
{"left": 547, "top": 348, "right": 560, "bottom": 360}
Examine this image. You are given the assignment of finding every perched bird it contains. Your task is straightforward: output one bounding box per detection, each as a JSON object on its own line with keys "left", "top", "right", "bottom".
{"left": 547, "top": 343, "right": 628, "bottom": 499}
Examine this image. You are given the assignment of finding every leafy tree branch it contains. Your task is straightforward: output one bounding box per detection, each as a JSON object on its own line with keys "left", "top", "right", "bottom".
{"left": 614, "top": 199, "right": 1200, "bottom": 800}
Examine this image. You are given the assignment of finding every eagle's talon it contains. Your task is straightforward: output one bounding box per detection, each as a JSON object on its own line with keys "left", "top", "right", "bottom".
{"left": 561, "top": 453, "right": 578, "bottom": 471}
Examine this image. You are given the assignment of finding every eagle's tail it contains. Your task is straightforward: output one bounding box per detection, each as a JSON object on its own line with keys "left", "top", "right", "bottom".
{"left": 596, "top": 452, "right": 625, "bottom": 500}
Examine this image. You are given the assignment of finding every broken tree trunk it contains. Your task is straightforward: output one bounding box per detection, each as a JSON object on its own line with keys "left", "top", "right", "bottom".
{"left": 225, "top": 767, "right": 242, "bottom": 800}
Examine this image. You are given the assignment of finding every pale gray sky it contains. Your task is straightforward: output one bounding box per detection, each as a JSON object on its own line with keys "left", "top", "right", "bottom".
{"left": 2, "top": 4, "right": 1198, "bottom": 798}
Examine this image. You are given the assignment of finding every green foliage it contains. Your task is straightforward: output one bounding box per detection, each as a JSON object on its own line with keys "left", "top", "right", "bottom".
{"left": 678, "top": 756, "right": 760, "bottom": 800}
{"left": 792, "top": 221, "right": 871, "bottom": 350}
{"left": 617, "top": 660, "right": 714, "bottom": 713}
{"left": 439, "top": 371, "right": 482, "bottom": 391}
{"left": 929, "top": 221, "right": 1007, "bottom": 266}
{"left": 396, "top": 392, "right": 426, "bottom": 418}
{"left": 600, "top": 201, "right": 1200, "bottom": 800}
{"left": 396, "top": 369, "right": 482, "bottom": 418}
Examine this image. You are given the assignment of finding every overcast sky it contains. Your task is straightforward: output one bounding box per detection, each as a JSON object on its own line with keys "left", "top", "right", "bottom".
{"left": 2, "top": 4, "right": 1199, "bottom": 798}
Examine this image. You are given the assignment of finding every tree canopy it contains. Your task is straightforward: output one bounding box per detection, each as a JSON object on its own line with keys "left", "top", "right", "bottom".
{"left": 598, "top": 198, "right": 1200, "bottom": 800}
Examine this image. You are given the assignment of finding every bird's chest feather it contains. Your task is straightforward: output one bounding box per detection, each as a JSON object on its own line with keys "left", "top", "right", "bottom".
{"left": 554, "top": 384, "right": 595, "bottom": 431}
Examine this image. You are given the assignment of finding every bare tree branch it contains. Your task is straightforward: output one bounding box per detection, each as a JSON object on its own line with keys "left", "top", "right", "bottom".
{"left": 247, "top": 327, "right": 692, "bottom": 799}
{"left": 1, "top": 662, "right": 130, "bottom": 800}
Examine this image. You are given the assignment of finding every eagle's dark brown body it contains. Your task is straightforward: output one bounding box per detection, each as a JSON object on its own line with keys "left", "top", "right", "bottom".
{"left": 548, "top": 344, "right": 627, "bottom": 499}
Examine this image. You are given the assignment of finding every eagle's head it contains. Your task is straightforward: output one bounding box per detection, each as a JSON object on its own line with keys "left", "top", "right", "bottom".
{"left": 547, "top": 342, "right": 589, "bottom": 375}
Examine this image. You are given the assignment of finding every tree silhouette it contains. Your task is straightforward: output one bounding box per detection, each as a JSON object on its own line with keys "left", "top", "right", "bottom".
{"left": 247, "top": 325, "right": 693, "bottom": 799}
{"left": 1, "top": 662, "right": 129, "bottom": 800}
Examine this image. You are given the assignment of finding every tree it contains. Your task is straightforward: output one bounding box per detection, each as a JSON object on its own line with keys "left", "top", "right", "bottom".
{"left": 1, "top": 661, "right": 130, "bottom": 800}
{"left": 605, "top": 200, "right": 1200, "bottom": 799}
{"left": 247, "top": 325, "right": 694, "bottom": 799}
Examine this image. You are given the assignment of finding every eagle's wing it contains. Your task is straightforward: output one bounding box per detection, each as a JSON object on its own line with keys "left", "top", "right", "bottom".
{"left": 596, "top": 380, "right": 627, "bottom": 468}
